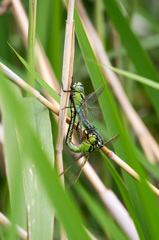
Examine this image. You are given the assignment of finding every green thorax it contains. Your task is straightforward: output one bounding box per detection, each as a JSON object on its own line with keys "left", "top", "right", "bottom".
{"left": 72, "top": 91, "right": 85, "bottom": 109}
{"left": 71, "top": 82, "right": 85, "bottom": 110}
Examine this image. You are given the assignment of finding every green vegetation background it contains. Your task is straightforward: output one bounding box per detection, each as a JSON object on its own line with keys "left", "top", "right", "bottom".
{"left": 0, "top": 0, "right": 159, "bottom": 239}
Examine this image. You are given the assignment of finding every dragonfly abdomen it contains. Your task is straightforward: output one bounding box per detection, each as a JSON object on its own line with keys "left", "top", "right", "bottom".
{"left": 66, "top": 102, "right": 77, "bottom": 149}
{"left": 86, "top": 119, "right": 104, "bottom": 146}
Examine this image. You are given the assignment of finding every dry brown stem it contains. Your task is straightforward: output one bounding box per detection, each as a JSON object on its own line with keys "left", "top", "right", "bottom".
{"left": 56, "top": 1, "right": 75, "bottom": 196}
{"left": 54, "top": 1, "right": 75, "bottom": 239}
{"left": 0, "top": 0, "right": 11, "bottom": 16}
{"left": 0, "top": 212, "right": 27, "bottom": 240}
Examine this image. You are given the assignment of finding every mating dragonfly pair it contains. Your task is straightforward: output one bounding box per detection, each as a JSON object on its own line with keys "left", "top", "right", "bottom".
{"left": 61, "top": 81, "right": 118, "bottom": 184}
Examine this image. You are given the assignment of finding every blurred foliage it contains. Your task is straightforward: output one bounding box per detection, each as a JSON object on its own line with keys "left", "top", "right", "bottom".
{"left": 0, "top": 0, "right": 159, "bottom": 239}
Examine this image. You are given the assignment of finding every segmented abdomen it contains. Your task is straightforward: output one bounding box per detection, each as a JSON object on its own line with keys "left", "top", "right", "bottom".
{"left": 66, "top": 102, "right": 81, "bottom": 153}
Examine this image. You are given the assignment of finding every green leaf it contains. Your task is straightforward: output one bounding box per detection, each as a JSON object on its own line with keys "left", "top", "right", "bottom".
{"left": 2, "top": 84, "right": 27, "bottom": 229}
{"left": 0, "top": 72, "right": 91, "bottom": 240}
{"left": 20, "top": 98, "right": 54, "bottom": 240}
{"left": 104, "top": 65, "right": 159, "bottom": 90}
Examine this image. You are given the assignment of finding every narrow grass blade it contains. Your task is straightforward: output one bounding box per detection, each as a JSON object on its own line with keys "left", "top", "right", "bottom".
{"left": 8, "top": 43, "right": 60, "bottom": 103}
{"left": 105, "top": 65, "right": 159, "bottom": 90}
{"left": 27, "top": 0, "right": 37, "bottom": 88}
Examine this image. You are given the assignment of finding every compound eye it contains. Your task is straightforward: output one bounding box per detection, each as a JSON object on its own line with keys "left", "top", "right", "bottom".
{"left": 77, "top": 82, "right": 83, "bottom": 89}
{"left": 77, "top": 82, "right": 82, "bottom": 86}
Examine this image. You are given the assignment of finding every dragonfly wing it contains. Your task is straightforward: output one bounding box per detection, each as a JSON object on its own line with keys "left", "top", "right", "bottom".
{"left": 87, "top": 106, "right": 102, "bottom": 123}
{"left": 59, "top": 152, "right": 84, "bottom": 176}
{"left": 81, "top": 101, "right": 88, "bottom": 123}
{"left": 68, "top": 155, "right": 89, "bottom": 187}
{"left": 86, "top": 85, "right": 105, "bottom": 106}
{"left": 81, "top": 99, "right": 102, "bottom": 123}
{"left": 76, "top": 85, "right": 105, "bottom": 124}
{"left": 104, "top": 134, "right": 119, "bottom": 148}
{"left": 83, "top": 85, "right": 105, "bottom": 123}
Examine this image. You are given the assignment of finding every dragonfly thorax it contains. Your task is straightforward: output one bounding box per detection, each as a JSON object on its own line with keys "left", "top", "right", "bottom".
{"left": 88, "top": 133, "right": 98, "bottom": 145}
{"left": 72, "top": 91, "right": 85, "bottom": 108}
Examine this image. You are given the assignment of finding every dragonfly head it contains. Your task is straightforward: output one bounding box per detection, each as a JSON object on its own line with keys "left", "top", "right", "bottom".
{"left": 71, "top": 82, "right": 84, "bottom": 92}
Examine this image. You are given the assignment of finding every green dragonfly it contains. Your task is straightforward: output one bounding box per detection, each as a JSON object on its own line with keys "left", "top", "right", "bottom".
{"left": 63, "top": 82, "right": 105, "bottom": 148}
{"left": 61, "top": 97, "right": 100, "bottom": 184}
{"left": 61, "top": 89, "right": 119, "bottom": 185}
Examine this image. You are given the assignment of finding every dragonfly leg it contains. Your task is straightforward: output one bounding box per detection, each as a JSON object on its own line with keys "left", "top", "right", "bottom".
{"left": 61, "top": 82, "right": 72, "bottom": 92}
{"left": 62, "top": 106, "right": 72, "bottom": 110}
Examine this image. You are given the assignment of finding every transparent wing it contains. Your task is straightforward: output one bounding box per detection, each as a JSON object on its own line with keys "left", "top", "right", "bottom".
{"left": 86, "top": 106, "right": 102, "bottom": 123}
{"left": 104, "top": 134, "right": 119, "bottom": 148}
{"left": 59, "top": 152, "right": 86, "bottom": 177}
{"left": 60, "top": 154, "right": 89, "bottom": 187}
{"left": 68, "top": 155, "right": 89, "bottom": 187}
{"left": 83, "top": 85, "right": 105, "bottom": 122}
{"left": 86, "top": 85, "right": 105, "bottom": 106}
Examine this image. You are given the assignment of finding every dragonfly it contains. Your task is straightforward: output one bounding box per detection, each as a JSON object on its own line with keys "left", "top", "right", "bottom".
{"left": 62, "top": 82, "right": 105, "bottom": 148}
{"left": 61, "top": 95, "right": 100, "bottom": 184}
{"left": 61, "top": 87, "right": 119, "bottom": 185}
